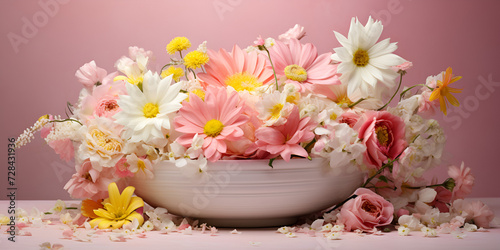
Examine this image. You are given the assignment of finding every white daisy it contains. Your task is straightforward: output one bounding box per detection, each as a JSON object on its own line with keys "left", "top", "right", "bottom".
{"left": 256, "top": 92, "right": 293, "bottom": 126}
{"left": 331, "top": 16, "right": 405, "bottom": 98}
{"left": 114, "top": 71, "right": 187, "bottom": 144}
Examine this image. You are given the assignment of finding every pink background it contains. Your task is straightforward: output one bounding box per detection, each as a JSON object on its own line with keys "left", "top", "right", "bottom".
{"left": 1, "top": 0, "right": 499, "bottom": 200}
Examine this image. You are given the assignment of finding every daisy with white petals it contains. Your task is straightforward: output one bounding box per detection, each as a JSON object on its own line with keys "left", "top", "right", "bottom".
{"left": 331, "top": 16, "right": 405, "bottom": 98}
{"left": 114, "top": 72, "right": 187, "bottom": 145}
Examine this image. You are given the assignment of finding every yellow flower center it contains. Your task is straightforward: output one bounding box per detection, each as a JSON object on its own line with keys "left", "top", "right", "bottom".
{"left": 375, "top": 126, "right": 389, "bottom": 146}
{"left": 204, "top": 119, "right": 224, "bottom": 137}
{"left": 353, "top": 49, "right": 369, "bottom": 67}
{"left": 82, "top": 172, "right": 93, "bottom": 181}
{"left": 89, "top": 129, "right": 122, "bottom": 152}
{"left": 270, "top": 103, "right": 284, "bottom": 119}
{"left": 225, "top": 72, "right": 262, "bottom": 92}
{"left": 137, "top": 159, "right": 146, "bottom": 173}
{"left": 335, "top": 94, "right": 353, "bottom": 107}
{"left": 284, "top": 64, "right": 308, "bottom": 82}
{"left": 330, "top": 112, "right": 338, "bottom": 121}
{"left": 286, "top": 93, "right": 300, "bottom": 104}
{"left": 143, "top": 103, "right": 159, "bottom": 118}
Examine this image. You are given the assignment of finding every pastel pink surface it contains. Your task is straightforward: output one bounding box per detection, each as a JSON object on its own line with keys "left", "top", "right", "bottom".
{"left": 1, "top": 0, "right": 500, "bottom": 200}
{"left": 0, "top": 199, "right": 499, "bottom": 249}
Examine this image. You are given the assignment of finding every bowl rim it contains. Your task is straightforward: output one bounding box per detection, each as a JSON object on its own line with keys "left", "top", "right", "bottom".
{"left": 155, "top": 157, "right": 331, "bottom": 172}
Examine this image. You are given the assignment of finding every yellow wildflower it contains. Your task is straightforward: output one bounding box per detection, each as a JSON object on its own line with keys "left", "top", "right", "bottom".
{"left": 161, "top": 66, "right": 184, "bottom": 82}
{"left": 166, "top": 37, "right": 191, "bottom": 55}
{"left": 183, "top": 50, "right": 209, "bottom": 69}
{"left": 429, "top": 67, "right": 462, "bottom": 115}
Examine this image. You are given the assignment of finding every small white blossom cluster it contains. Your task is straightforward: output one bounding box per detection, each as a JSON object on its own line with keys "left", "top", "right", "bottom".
{"left": 45, "top": 118, "right": 81, "bottom": 143}
{"left": 389, "top": 96, "right": 446, "bottom": 184}
{"left": 15, "top": 117, "right": 49, "bottom": 148}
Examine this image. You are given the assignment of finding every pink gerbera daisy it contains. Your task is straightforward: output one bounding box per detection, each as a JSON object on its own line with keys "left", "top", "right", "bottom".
{"left": 174, "top": 87, "right": 249, "bottom": 162}
{"left": 270, "top": 38, "right": 340, "bottom": 93}
{"left": 197, "top": 45, "right": 275, "bottom": 92}
{"left": 250, "top": 106, "right": 316, "bottom": 161}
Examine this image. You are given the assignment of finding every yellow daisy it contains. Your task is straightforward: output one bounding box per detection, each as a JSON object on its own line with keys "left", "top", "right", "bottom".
{"left": 429, "top": 67, "right": 462, "bottom": 115}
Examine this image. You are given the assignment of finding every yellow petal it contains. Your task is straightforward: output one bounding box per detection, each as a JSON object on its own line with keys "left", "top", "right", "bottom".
{"left": 444, "top": 67, "right": 453, "bottom": 83}
{"left": 119, "top": 186, "right": 136, "bottom": 209}
{"left": 439, "top": 97, "right": 447, "bottom": 115}
{"left": 113, "top": 76, "right": 128, "bottom": 82}
{"left": 447, "top": 87, "right": 463, "bottom": 93}
{"left": 93, "top": 208, "right": 114, "bottom": 220}
{"left": 125, "top": 197, "right": 144, "bottom": 215}
{"left": 89, "top": 217, "right": 105, "bottom": 228}
{"left": 449, "top": 76, "right": 462, "bottom": 84}
{"left": 103, "top": 203, "right": 118, "bottom": 215}
{"left": 429, "top": 89, "right": 441, "bottom": 102}
{"left": 445, "top": 92, "right": 460, "bottom": 107}
{"left": 107, "top": 183, "right": 121, "bottom": 209}
{"left": 98, "top": 218, "right": 125, "bottom": 229}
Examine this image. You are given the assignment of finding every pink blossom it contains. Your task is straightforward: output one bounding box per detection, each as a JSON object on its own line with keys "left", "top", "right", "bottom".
{"left": 114, "top": 157, "right": 134, "bottom": 178}
{"left": 278, "top": 24, "right": 306, "bottom": 43}
{"left": 339, "top": 188, "right": 394, "bottom": 231}
{"left": 62, "top": 229, "right": 74, "bottom": 239}
{"left": 197, "top": 45, "right": 274, "bottom": 90}
{"left": 75, "top": 61, "right": 108, "bottom": 89}
{"left": 48, "top": 139, "right": 74, "bottom": 163}
{"left": 253, "top": 36, "right": 265, "bottom": 46}
{"left": 355, "top": 111, "right": 407, "bottom": 169}
{"left": 392, "top": 61, "right": 413, "bottom": 72}
{"left": 63, "top": 159, "right": 115, "bottom": 200}
{"left": 429, "top": 186, "right": 452, "bottom": 212}
{"left": 175, "top": 87, "right": 249, "bottom": 162}
{"left": 270, "top": 39, "right": 340, "bottom": 93}
{"left": 417, "top": 91, "right": 438, "bottom": 115}
{"left": 448, "top": 162, "right": 474, "bottom": 200}
{"left": 128, "top": 46, "right": 154, "bottom": 61}
{"left": 339, "top": 112, "right": 360, "bottom": 128}
{"left": 454, "top": 199, "right": 495, "bottom": 228}
{"left": 250, "top": 106, "right": 316, "bottom": 161}
{"left": 78, "top": 81, "right": 127, "bottom": 124}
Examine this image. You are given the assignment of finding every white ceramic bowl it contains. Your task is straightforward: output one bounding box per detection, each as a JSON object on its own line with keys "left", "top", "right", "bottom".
{"left": 128, "top": 158, "right": 364, "bottom": 227}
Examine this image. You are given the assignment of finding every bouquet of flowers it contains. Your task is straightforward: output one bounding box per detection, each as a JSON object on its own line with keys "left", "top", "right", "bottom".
{"left": 16, "top": 17, "right": 494, "bottom": 233}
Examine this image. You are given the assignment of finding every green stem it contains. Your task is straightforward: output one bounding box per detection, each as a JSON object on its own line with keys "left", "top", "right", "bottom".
{"left": 323, "top": 194, "right": 358, "bottom": 214}
{"left": 303, "top": 138, "right": 317, "bottom": 153}
{"left": 160, "top": 63, "right": 173, "bottom": 72}
{"left": 50, "top": 119, "right": 82, "bottom": 126}
{"left": 268, "top": 157, "right": 276, "bottom": 168}
{"left": 361, "top": 149, "right": 405, "bottom": 188}
{"left": 348, "top": 98, "right": 365, "bottom": 108}
{"left": 378, "top": 73, "right": 403, "bottom": 111}
{"left": 399, "top": 84, "right": 433, "bottom": 101}
{"left": 263, "top": 47, "right": 279, "bottom": 91}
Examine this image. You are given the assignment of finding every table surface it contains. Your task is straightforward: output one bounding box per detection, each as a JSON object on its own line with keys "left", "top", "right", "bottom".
{"left": 1, "top": 198, "right": 499, "bottom": 250}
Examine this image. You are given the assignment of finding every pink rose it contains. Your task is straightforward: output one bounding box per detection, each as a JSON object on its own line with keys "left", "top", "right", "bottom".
{"left": 339, "top": 188, "right": 394, "bottom": 231}
{"left": 75, "top": 60, "right": 107, "bottom": 89}
{"left": 339, "top": 111, "right": 360, "bottom": 128}
{"left": 78, "top": 81, "right": 127, "bottom": 124}
{"left": 355, "top": 111, "right": 407, "bottom": 169}
{"left": 448, "top": 162, "right": 474, "bottom": 200}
